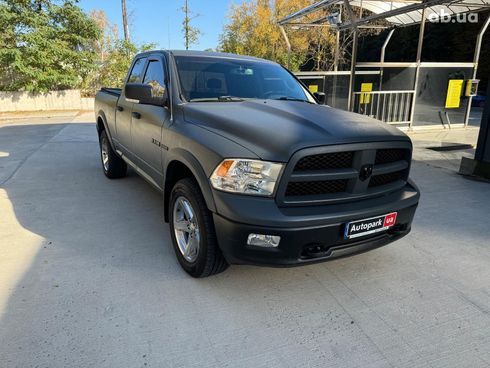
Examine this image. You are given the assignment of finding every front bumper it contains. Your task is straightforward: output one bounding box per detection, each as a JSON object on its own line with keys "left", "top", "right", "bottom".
{"left": 212, "top": 180, "right": 420, "bottom": 266}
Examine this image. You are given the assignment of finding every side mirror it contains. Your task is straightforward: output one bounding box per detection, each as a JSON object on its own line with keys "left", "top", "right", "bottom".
{"left": 314, "top": 92, "right": 326, "bottom": 104}
{"left": 125, "top": 83, "right": 167, "bottom": 106}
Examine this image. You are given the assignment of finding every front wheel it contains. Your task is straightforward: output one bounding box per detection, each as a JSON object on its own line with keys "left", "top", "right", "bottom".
{"left": 169, "top": 178, "right": 229, "bottom": 277}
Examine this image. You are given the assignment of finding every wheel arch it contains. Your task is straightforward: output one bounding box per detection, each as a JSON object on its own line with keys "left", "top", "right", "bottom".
{"left": 96, "top": 111, "right": 119, "bottom": 149}
{"left": 164, "top": 149, "right": 216, "bottom": 222}
{"left": 96, "top": 110, "right": 108, "bottom": 135}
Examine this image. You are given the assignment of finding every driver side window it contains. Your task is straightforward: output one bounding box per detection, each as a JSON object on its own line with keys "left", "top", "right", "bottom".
{"left": 143, "top": 59, "right": 166, "bottom": 98}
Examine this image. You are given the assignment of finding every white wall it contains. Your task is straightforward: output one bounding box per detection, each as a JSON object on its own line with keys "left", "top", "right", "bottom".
{"left": 0, "top": 90, "right": 94, "bottom": 113}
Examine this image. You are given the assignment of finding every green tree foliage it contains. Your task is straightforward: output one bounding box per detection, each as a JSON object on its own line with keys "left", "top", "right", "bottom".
{"left": 82, "top": 38, "right": 136, "bottom": 96}
{"left": 82, "top": 38, "right": 155, "bottom": 95}
{"left": 82, "top": 10, "right": 155, "bottom": 96}
{"left": 0, "top": 0, "right": 100, "bottom": 92}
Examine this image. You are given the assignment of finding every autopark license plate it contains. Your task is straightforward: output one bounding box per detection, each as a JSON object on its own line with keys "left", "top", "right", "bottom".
{"left": 344, "top": 212, "right": 397, "bottom": 239}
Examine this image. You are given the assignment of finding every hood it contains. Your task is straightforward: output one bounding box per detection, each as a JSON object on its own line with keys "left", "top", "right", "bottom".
{"left": 183, "top": 100, "right": 410, "bottom": 162}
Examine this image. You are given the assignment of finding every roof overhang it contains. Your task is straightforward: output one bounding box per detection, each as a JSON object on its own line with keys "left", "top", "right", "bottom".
{"left": 278, "top": 0, "right": 490, "bottom": 28}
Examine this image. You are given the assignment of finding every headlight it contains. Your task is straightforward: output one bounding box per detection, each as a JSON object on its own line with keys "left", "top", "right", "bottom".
{"left": 210, "top": 159, "right": 284, "bottom": 196}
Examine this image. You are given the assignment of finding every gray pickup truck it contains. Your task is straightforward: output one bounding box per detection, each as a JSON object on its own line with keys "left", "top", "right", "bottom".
{"left": 95, "top": 50, "right": 420, "bottom": 277}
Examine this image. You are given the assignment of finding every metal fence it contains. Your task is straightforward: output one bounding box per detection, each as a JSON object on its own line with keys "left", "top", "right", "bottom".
{"left": 296, "top": 62, "right": 476, "bottom": 128}
{"left": 352, "top": 90, "right": 415, "bottom": 124}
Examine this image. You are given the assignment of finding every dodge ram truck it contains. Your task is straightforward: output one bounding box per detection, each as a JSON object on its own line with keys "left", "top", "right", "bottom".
{"left": 95, "top": 50, "right": 420, "bottom": 277}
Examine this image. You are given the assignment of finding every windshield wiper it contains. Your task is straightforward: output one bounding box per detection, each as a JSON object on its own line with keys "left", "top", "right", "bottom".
{"left": 189, "top": 96, "right": 245, "bottom": 102}
{"left": 218, "top": 95, "right": 245, "bottom": 102}
{"left": 273, "top": 97, "right": 313, "bottom": 104}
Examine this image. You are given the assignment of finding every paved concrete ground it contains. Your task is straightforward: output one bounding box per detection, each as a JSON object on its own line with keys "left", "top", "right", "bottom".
{"left": 407, "top": 126, "right": 480, "bottom": 172}
{"left": 1, "top": 114, "right": 489, "bottom": 368}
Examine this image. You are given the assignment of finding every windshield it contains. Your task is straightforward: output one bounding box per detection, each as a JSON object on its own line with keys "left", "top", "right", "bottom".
{"left": 174, "top": 56, "right": 314, "bottom": 103}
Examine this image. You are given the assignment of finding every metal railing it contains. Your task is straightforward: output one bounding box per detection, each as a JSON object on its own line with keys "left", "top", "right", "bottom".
{"left": 352, "top": 90, "right": 415, "bottom": 124}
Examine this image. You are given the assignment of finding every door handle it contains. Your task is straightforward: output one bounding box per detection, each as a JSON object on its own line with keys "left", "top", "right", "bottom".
{"left": 132, "top": 112, "right": 141, "bottom": 119}
{"left": 116, "top": 105, "right": 124, "bottom": 112}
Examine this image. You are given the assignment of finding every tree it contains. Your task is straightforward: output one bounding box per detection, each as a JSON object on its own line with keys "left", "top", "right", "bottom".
{"left": 89, "top": 9, "right": 119, "bottom": 64}
{"left": 0, "top": 0, "right": 100, "bottom": 92}
{"left": 82, "top": 10, "right": 155, "bottom": 95}
{"left": 220, "top": 0, "right": 304, "bottom": 70}
{"left": 303, "top": 23, "right": 338, "bottom": 71}
{"left": 219, "top": 0, "right": 341, "bottom": 71}
{"left": 181, "top": 0, "right": 201, "bottom": 50}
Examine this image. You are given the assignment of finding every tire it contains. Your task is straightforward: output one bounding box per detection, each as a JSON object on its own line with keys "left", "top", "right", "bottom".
{"left": 169, "top": 178, "right": 229, "bottom": 277}
{"left": 99, "top": 130, "right": 127, "bottom": 179}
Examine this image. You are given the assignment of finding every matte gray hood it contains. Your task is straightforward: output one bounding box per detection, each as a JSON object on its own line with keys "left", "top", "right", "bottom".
{"left": 183, "top": 100, "right": 410, "bottom": 162}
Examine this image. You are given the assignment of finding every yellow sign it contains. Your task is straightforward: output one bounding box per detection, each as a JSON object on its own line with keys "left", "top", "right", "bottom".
{"left": 309, "top": 85, "right": 319, "bottom": 93}
{"left": 360, "top": 83, "right": 373, "bottom": 104}
{"left": 445, "top": 79, "right": 464, "bottom": 108}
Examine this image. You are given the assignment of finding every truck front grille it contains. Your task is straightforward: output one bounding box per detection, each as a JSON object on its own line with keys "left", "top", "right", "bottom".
{"left": 375, "top": 148, "right": 409, "bottom": 165}
{"left": 276, "top": 143, "right": 412, "bottom": 206}
{"left": 285, "top": 179, "right": 348, "bottom": 196}
{"left": 368, "top": 170, "right": 405, "bottom": 188}
{"left": 294, "top": 152, "right": 354, "bottom": 171}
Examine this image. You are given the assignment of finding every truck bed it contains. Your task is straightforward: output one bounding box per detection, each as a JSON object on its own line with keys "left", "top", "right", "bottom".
{"left": 95, "top": 88, "right": 121, "bottom": 136}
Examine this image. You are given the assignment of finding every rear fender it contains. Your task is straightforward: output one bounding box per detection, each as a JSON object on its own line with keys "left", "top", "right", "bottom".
{"left": 96, "top": 111, "right": 118, "bottom": 152}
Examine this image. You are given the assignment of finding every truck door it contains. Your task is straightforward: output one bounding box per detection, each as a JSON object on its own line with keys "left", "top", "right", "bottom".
{"left": 115, "top": 56, "right": 147, "bottom": 157}
{"left": 131, "top": 56, "right": 170, "bottom": 186}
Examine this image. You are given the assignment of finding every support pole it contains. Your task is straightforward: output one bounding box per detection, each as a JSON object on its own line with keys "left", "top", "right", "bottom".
{"left": 348, "top": 30, "right": 358, "bottom": 111}
{"left": 380, "top": 29, "right": 394, "bottom": 64}
{"left": 121, "top": 0, "right": 130, "bottom": 42}
{"left": 379, "top": 28, "right": 395, "bottom": 90}
{"left": 344, "top": 0, "right": 358, "bottom": 112}
{"left": 334, "top": 30, "right": 340, "bottom": 72}
{"left": 332, "top": 29, "right": 340, "bottom": 108}
{"left": 331, "top": 5, "right": 343, "bottom": 108}
{"left": 377, "top": 28, "right": 395, "bottom": 119}
{"left": 408, "top": 7, "right": 426, "bottom": 129}
{"left": 464, "top": 13, "right": 490, "bottom": 127}
{"left": 279, "top": 26, "right": 292, "bottom": 70}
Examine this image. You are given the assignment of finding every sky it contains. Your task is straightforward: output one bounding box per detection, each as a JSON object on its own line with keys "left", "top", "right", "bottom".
{"left": 78, "top": 0, "right": 240, "bottom": 51}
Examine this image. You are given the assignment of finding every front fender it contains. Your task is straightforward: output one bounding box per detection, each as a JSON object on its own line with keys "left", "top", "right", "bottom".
{"left": 165, "top": 147, "right": 216, "bottom": 213}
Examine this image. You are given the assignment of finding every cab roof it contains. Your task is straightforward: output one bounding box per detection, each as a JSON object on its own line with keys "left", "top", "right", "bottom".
{"left": 136, "top": 49, "right": 275, "bottom": 64}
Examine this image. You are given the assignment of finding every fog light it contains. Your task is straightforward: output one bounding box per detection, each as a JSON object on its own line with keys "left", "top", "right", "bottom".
{"left": 247, "top": 234, "right": 280, "bottom": 247}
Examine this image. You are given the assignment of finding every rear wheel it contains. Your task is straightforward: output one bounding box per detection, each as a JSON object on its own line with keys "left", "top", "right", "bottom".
{"left": 169, "top": 178, "right": 229, "bottom": 277}
{"left": 99, "top": 130, "right": 127, "bottom": 179}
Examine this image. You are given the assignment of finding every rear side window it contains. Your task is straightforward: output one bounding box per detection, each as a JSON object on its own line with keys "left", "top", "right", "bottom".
{"left": 127, "top": 58, "right": 147, "bottom": 83}
{"left": 143, "top": 59, "right": 167, "bottom": 98}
